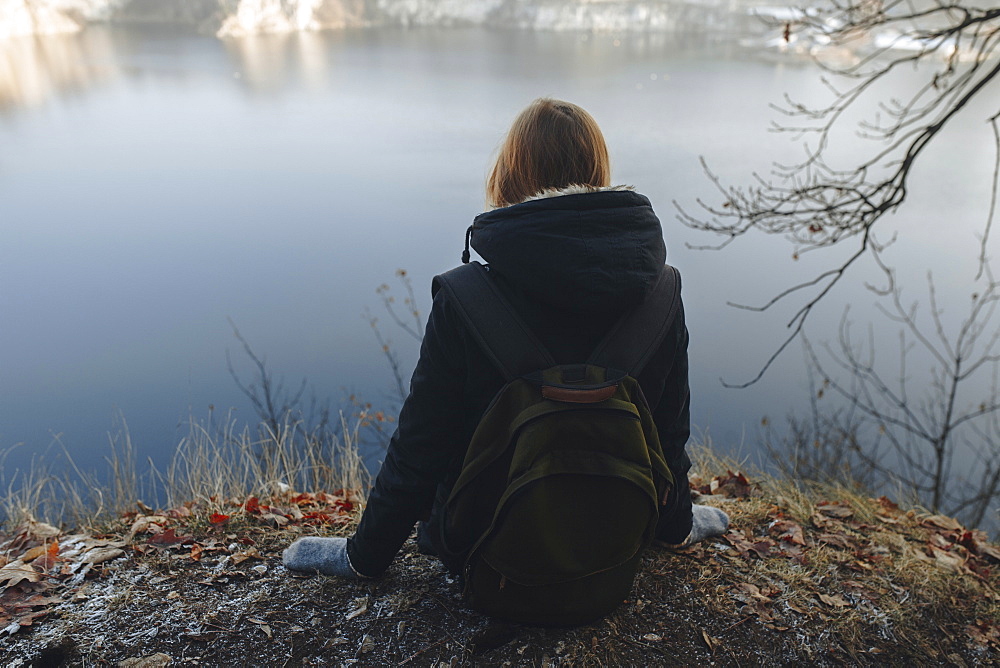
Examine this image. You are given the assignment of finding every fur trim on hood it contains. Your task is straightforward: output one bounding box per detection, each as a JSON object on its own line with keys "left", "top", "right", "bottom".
{"left": 487, "top": 184, "right": 635, "bottom": 210}
{"left": 522, "top": 184, "right": 634, "bottom": 203}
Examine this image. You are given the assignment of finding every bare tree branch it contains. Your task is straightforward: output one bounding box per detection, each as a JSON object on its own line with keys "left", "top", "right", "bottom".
{"left": 683, "top": 2, "right": 1000, "bottom": 383}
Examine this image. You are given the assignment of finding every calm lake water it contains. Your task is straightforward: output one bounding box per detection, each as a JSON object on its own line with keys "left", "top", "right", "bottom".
{"left": 1, "top": 26, "right": 997, "bottom": 486}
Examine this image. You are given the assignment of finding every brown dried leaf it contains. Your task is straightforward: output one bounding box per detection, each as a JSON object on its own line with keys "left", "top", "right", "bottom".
{"left": 875, "top": 496, "right": 899, "bottom": 512}
{"left": 770, "top": 520, "right": 806, "bottom": 546}
{"left": 346, "top": 596, "right": 369, "bottom": 620}
{"left": 817, "top": 501, "right": 854, "bottom": 519}
{"left": 19, "top": 546, "right": 47, "bottom": 563}
{"left": 32, "top": 541, "right": 60, "bottom": 572}
{"left": 0, "top": 562, "right": 41, "bottom": 588}
{"left": 817, "top": 593, "right": 850, "bottom": 608}
{"left": 126, "top": 516, "right": 169, "bottom": 542}
{"left": 119, "top": 653, "right": 173, "bottom": 667}
{"left": 26, "top": 521, "right": 60, "bottom": 540}
{"left": 706, "top": 470, "right": 756, "bottom": 498}
{"left": 165, "top": 506, "right": 192, "bottom": 519}
{"left": 816, "top": 533, "right": 853, "bottom": 550}
{"left": 928, "top": 545, "right": 965, "bottom": 572}
{"left": 731, "top": 582, "right": 773, "bottom": 605}
{"left": 147, "top": 529, "right": 194, "bottom": 547}
{"left": 259, "top": 513, "right": 289, "bottom": 528}
{"left": 82, "top": 547, "right": 125, "bottom": 565}
{"left": 979, "top": 543, "right": 1000, "bottom": 563}
{"left": 723, "top": 530, "right": 775, "bottom": 559}
{"left": 230, "top": 547, "right": 262, "bottom": 566}
{"left": 923, "top": 515, "right": 963, "bottom": 532}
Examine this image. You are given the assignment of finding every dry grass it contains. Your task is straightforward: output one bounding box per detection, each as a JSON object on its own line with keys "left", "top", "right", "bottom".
{"left": 0, "top": 411, "right": 370, "bottom": 534}
{"left": 684, "top": 445, "right": 1000, "bottom": 662}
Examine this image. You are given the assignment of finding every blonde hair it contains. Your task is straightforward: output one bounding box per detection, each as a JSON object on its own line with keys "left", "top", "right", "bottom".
{"left": 486, "top": 99, "right": 611, "bottom": 209}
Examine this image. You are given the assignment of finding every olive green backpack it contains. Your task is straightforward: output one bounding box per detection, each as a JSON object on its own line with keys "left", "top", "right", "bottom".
{"left": 431, "top": 261, "right": 681, "bottom": 626}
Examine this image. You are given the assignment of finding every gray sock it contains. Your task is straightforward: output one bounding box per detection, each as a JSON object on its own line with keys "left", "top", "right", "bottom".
{"left": 687, "top": 504, "right": 730, "bottom": 545}
{"left": 282, "top": 536, "right": 366, "bottom": 578}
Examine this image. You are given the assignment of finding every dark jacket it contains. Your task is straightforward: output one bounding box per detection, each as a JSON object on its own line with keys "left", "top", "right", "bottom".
{"left": 348, "top": 188, "right": 693, "bottom": 576}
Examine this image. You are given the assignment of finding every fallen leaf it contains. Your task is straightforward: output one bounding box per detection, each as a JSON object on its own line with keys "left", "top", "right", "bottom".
{"left": 147, "top": 529, "right": 194, "bottom": 547}
{"left": 957, "top": 531, "right": 1000, "bottom": 563}
{"left": 33, "top": 541, "right": 61, "bottom": 572}
{"left": 731, "top": 582, "right": 773, "bottom": 605}
{"left": 701, "top": 630, "right": 717, "bottom": 653}
{"left": 817, "top": 501, "right": 854, "bottom": 519}
{"left": 928, "top": 545, "right": 965, "bottom": 572}
{"left": 358, "top": 634, "right": 374, "bottom": 654}
{"left": 923, "top": 515, "right": 962, "bottom": 532}
{"left": 875, "top": 496, "right": 899, "bottom": 512}
{"left": 244, "top": 497, "right": 261, "bottom": 514}
{"left": 26, "top": 521, "right": 60, "bottom": 540}
{"left": 165, "top": 506, "right": 192, "bottom": 519}
{"left": 642, "top": 633, "right": 662, "bottom": 642}
{"left": 705, "top": 470, "right": 756, "bottom": 498}
{"left": 816, "top": 533, "right": 853, "bottom": 550}
{"left": 209, "top": 513, "right": 229, "bottom": 525}
{"left": 118, "top": 652, "right": 172, "bottom": 667}
{"left": 817, "top": 593, "right": 851, "bottom": 608}
{"left": 20, "top": 546, "right": 47, "bottom": 563}
{"left": 979, "top": 543, "right": 1000, "bottom": 563}
{"left": 346, "top": 596, "right": 369, "bottom": 620}
{"left": 13, "top": 608, "right": 47, "bottom": 628}
{"left": 126, "top": 516, "right": 169, "bottom": 542}
{"left": 230, "top": 548, "right": 262, "bottom": 565}
{"left": 723, "top": 530, "right": 775, "bottom": 559}
{"left": 259, "top": 513, "right": 289, "bottom": 528}
{"left": 248, "top": 618, "right": 273, "bottom": 638}
{"left": 82, "top": 547, "right": 124, "bottom": 565}
{"left": 0, "top": 562, "right": 41, "bottom": 588}
{"left": 770, "top": 520, "right": 806, "bottom": 546}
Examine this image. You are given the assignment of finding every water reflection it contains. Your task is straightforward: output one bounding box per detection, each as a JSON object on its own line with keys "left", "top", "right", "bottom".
{"left": 222, "top": 31, "right": 331, "bottom": 93}
{"left": 0, "top": 30, "right": 117, "bottom": 110}
{"left": 0, "top": 25, "right": 760, "bottom": 113}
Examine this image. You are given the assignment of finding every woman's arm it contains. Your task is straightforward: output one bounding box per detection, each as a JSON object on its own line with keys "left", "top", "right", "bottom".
{"left": 346, "top": 291, "right": 470, "bottom": 576}
{"left": 644, "top": 300, "right": 694, "bottom": 545}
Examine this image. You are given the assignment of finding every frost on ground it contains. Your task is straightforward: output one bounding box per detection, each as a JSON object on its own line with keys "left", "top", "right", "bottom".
{"left": 0, "top": 478, "right": 998, "bottom": 666}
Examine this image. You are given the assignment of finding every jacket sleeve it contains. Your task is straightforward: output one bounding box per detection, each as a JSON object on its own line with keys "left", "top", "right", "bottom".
{"left": 347, "top": 289, "right": 469, "bottom": 576}
{"left": 647, "top": 299, "right": 694, "bottom": 544}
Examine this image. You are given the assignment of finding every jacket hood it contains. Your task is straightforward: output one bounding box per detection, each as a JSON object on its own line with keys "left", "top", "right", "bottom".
{"left": 469, "top": 188, "right": 667, "bottom": 315}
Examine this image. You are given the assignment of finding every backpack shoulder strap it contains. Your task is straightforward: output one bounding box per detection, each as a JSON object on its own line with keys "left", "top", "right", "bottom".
{"left": 433, "top": 262, "right": 556, "bottom": 382}
{"left": 587, "top": 265, "right": 682, "bottom": 376}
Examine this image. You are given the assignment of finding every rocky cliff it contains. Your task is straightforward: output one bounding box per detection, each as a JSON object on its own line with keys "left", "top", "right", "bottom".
{"left": 1, "top": 0, "right": 750, "bottom": 38}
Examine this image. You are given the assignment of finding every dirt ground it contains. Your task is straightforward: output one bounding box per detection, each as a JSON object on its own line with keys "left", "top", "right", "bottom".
{"left": 1, "top": 479, "right": 998, "bottom": 666}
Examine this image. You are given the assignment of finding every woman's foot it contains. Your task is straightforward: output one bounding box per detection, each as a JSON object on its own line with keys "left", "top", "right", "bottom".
{"left": 283, "top": 536, "right": 369, "bottom": 578}
{"left": 655, "top": 504, "right": 730, "bottom": 548}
